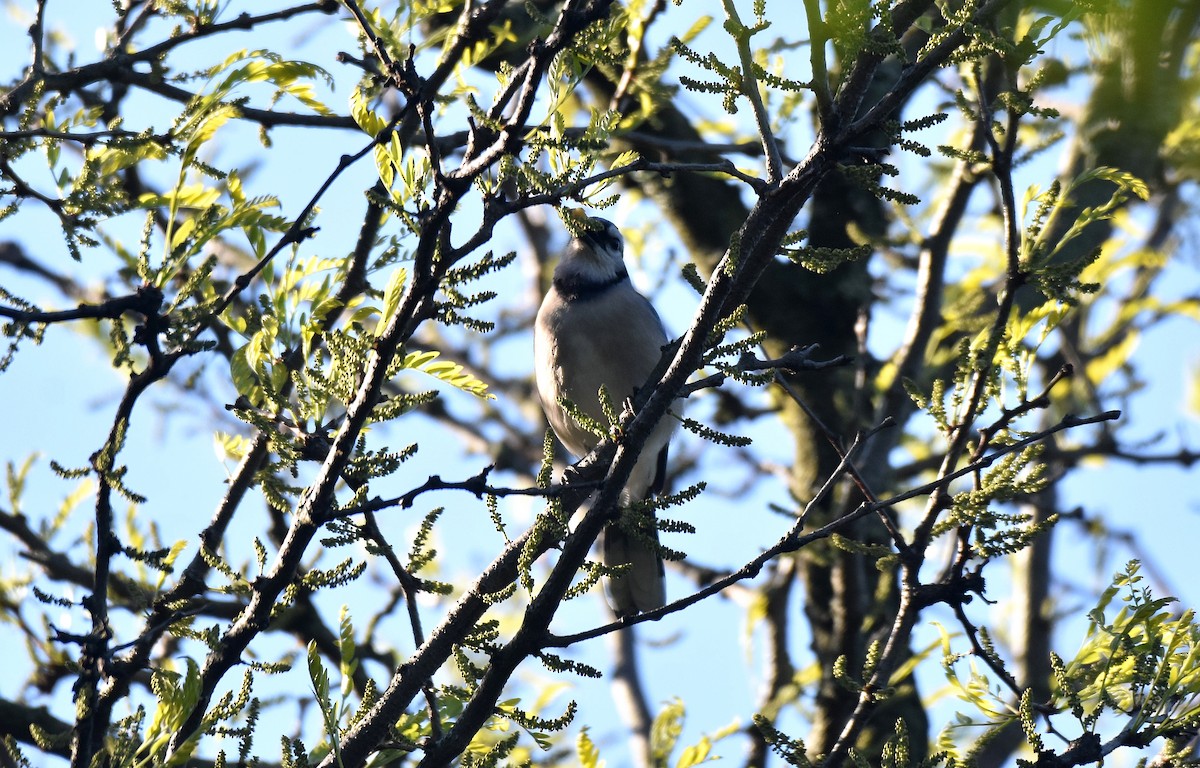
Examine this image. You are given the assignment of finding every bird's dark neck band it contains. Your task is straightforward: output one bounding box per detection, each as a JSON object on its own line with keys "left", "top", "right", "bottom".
{"left": 553, "top": 268, "right": 628, "bottom": 301}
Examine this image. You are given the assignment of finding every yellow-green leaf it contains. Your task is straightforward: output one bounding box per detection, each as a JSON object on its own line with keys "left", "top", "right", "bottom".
{"left": 578, "top": 728, "right": 603, "bottom": 768}
{"left": 230, "top": 345, "right": 260, "bottom": 402}
{"left": 375, "top": 267, "right": 409, "bottom": 337}
{"left": 399, "top": 350, "right": 493, "bottom": 399}
{"left": 676, "top": 735, "right": 712, "bottom": 768}
{"left": 1085, "top": 332, "right": 1138, "bottom": 384}
{"left": 651, "top": 699, "right": 685, "bottom": 765}
{"left": 351, "top": 86, "right": 388, "bottom": 137}
{"left": 139, "top": 184, "right": 222, "bottom": 211}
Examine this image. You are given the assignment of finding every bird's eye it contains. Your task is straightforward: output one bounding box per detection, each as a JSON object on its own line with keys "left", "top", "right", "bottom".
{"left": 580, "top": 219, "right": 622, "bottom": 254}
{"left": 600, "top": 228, "right": 621, "bottom": 251}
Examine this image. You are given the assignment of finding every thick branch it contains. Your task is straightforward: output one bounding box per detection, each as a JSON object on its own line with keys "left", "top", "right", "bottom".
{"left": 0, "top": 287, "right": 163, "bottom": 326}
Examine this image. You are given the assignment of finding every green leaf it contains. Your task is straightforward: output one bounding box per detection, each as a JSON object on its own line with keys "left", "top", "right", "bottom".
{"left": 678, "top": 15, "right": 713, "bottom": 45}
{"left": 577, "top": 728, "right": 603, "bottom": 768}
{"left": 181, "top": 103, "right": 238, "bottom": 171}
{"left": 155, "top": 540, "right": 189, "bottom": 590}
{"left": 307, "top": 640, "right": 331, "bottom": 705}
{"left": 374, "top": 144, "right": 395, "bottom": 190}
{"left": 92, "top": 140, "right": 167, "bottom": 177}
{"left": 1084, "top": 331, "right": 1138, "bottom": 385}
{"left": 138, "top": 184, "right": 222, "bottom": 211}
{"left": 308, "top": 639, "right": 344, "bottom": 766}
{"left": 398, "top": 350, "right": 493, "bottom": 399}
{"left": 375, "top": 267, "right": 408, "bottom": 337}
{"left": 677, "top": 735, "right": 713, "bottom": 768}
{"left": 1189, "top": 362, "right": 1200, "bottom": 418}
{"left": 230, "top": 345, "right": 261, "bottom": 402}
{"left": 338, "top": 606, "right": 357, "bottom": 699}
{"left": 169, "top": 216, "right": 198, "bottom": 253}
{"left": 1079, "top": 166, "right": 1150, "bottom": 203}
{"left": 351, "top": 86, "right": 388, "bottom": 137}
{"left": 651, "top": 699, "right": 686, "bottom": 765}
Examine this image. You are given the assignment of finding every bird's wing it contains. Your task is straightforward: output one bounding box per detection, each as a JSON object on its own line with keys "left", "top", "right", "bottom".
{"left": 534, "top": 283, "right": 668, "bottom": 458}
{"left": 534, "top": 279, "right": 678, "bottom": 616}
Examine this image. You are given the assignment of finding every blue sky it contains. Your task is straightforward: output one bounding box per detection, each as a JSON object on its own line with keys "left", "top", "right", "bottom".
{"left": 2, "top": 2, "right": 1199, "bottom": 766}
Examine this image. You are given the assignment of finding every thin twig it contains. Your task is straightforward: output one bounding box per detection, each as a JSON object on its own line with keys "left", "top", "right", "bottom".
{"left": 609, "top": 0, "right": 667, "bottom": 111}
{"left": 773, "top": 370, "right": 911, "bottom": 555}
{"left": 720, "top": 0, "right": 783, "bottom": 183}
{"left": 0, "top": 2, "right": 343, "bottom": 120}
{"left": 870, "top": 118, "right": 988, "bottom": 434}
{"left": 359, "top": 510, "right": 443, "bottom": 741}
{"left": 802, "top": 0, "right": 834, "bottom": 124}
{"left": 680, "top": 344, "right": 852, "bottom": 397}
{"left": 332, "top": 466, "right": 566, "bottom": 519}
{"left": 339, "top": 0, "right": 408, "bottom": 92}
{"left": 546, "top": 429, "right": 876, "bottom": 646}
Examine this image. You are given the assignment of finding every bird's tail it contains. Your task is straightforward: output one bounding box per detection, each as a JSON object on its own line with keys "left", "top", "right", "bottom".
{"left": 600, "top": 517, "right": 666, "bottom": 617}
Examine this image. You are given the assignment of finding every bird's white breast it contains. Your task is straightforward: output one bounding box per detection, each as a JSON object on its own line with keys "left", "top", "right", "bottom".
{"left": 534, "top": 281, "right": 669, "bottom": 459}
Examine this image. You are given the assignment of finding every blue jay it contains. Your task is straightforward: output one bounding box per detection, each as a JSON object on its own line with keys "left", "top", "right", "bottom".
{"left": 534, "top": 217, "right": 678, "bottom": 616}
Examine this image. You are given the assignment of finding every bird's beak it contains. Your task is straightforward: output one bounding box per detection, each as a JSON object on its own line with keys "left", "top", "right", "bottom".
{"left": 578, "top": 218, "right": 606, "bottom": 246}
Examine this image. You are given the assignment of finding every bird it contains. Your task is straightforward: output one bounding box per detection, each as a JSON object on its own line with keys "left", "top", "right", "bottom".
{"left": 534, "top": 216, "right": 679, "bottom": 616}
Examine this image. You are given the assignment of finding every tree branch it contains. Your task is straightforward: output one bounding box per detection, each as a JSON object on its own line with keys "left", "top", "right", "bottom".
{"left": 0, "top": 286, "right": 163, "bottom": 326}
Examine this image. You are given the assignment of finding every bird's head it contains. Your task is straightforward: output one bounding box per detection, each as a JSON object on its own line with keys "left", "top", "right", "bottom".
{"left": 555, "top": 217, "right": 627, "bottom": 285}
{"left": 577, "top": 217, "right": 623, "bottom": 261}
